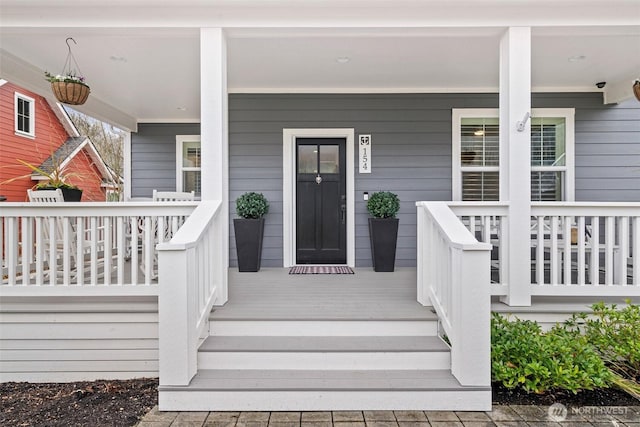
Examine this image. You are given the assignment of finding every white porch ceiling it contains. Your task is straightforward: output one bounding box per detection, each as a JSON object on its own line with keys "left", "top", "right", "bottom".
{"left": 1, "top": 25, "right": 638, "bottom": 129}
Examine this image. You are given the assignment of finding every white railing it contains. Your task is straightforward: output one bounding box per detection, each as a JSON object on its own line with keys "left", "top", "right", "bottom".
{"left": 416, "top": 201, "right": 492, "bottom": 386}
{"left": 530, "top": 203, "right": 640, "bottom": 295}
{"left": 1, "top": 202, "right": 197, "bottom": 294}
{"left": 448, "top": 202, "right": 509, "bottom": 295}
{"left": 157, "top": 200, "right": 225, "bottom": 386}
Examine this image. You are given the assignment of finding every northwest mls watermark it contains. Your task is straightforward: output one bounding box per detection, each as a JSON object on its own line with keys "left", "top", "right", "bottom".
{"left": 548, "top": 402, "right": 629, "bottom": 422}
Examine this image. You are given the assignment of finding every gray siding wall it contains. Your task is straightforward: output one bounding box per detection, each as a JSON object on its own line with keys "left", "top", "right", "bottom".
{"left": 131, "top": 93, "right": 640, "bottom": 268}
{"left": 131, "top": 123, "right": 201, "bottom": 198}
{"left": 0, "top": 297, "right": 158, "bottom": 382}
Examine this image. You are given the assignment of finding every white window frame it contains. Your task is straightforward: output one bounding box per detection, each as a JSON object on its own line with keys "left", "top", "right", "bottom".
{"left": 14, "top": 92, "right": 35, "bottom": 138}
{"left": 452, "top": 108, "right": 575, "bottom": 201}
{"left": 176, "top": 135, "right": 201, "bottom": 194}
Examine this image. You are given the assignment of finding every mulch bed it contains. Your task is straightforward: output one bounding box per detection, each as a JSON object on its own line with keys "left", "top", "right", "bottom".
{"left": 0, "top": 378, "right": 158, "bottom": 427}
{"left": 1, "top": 378, "right": 639, "bottom": 426}
{"left": 492, "top": 382, "right": 640, "bottom": 406}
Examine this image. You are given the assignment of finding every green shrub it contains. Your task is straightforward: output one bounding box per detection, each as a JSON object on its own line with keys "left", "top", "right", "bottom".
{"left": 492, "top": 313, "right": 611, "bottom": 394}
{"left": 235, "top": 192, "right": 269, "bottom": 219}
{"left": 366, "top": 191, "right": 400, "bottom": 218}
{"left": 566, "top": 300, "right": 640, "bottom": 397}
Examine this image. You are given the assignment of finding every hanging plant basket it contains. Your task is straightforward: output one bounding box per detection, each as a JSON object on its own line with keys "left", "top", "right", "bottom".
{"left": 633, "top": 80, "right": 640, "bottom": 102}
{"left": 50, "top": 81, "right": 90, "bottom": 105}
{"left": 45, "top": 37, "right": 90, "bottom": 106}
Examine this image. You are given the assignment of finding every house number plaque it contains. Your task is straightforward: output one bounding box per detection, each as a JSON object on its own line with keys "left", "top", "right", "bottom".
{"left": 359, "top": 134, "right": 371, "bottom": 173}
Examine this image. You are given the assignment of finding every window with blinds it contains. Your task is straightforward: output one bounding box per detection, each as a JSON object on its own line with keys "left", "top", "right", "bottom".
{"left": 453, "top": 109, "right": 573, "bottom": 202}
{"left": 460, "top": 117, "right": 499, "bottom": 201}
{"left": 530, "top": 117, "right": 566, "bottom": 201}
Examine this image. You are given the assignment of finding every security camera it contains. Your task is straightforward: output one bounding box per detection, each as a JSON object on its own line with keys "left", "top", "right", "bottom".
{"left": 596, "top": 82, "right": 606, "bottom": 89}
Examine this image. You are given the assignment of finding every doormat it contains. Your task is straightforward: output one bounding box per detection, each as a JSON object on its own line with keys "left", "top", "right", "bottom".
{"left": 289, "top": 266, "right": 354, "bottom": 274}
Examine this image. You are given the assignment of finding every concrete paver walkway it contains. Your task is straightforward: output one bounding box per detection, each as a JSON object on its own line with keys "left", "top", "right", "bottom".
{"left": 137, "top": 406, "right": 640, "bottom": 427}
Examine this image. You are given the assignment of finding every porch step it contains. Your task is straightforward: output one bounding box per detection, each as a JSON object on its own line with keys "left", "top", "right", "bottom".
{"left": 209, "top": 319, "right": 438, "bottom": 336}
{"left": 197, "top": 336, "right": 450, "bottom": 370}
{"left": 158, "top": 369, "right": 491, "bottom": 411}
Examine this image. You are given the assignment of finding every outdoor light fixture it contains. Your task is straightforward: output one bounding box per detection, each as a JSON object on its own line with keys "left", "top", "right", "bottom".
{"left": 516, "top": 112, "right": 530, "bottom": 132}
{"left": 633, "top": 79, "right": 640, "bottom": 102}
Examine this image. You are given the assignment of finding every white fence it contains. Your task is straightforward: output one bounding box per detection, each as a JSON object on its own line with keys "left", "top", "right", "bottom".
{"left": 447, "top": 202, "right": 640, "bottom": 303}
{"left": 1, "top": 202, "right": 197, "bottom": 294}
{"left": 416, "top": 201, "right": 492, "bottom": 386}
{"left": 157, "top": 200, "right": 225, "bottom": 386}
{"left": 530, "top": 203, "right": 640, "bottom": 295}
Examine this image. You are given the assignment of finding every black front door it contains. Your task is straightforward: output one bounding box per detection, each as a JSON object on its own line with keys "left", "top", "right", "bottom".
{"left": 296, "top": 138, "right": 347, "bottom": 264}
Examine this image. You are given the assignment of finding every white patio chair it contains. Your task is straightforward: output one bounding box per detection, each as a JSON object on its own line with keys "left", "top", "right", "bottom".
{"left": 27, "top": 189, "right": 101, "bottom": 281}
{"left": 152, "top": 190, "right": 195, "bottom": 202}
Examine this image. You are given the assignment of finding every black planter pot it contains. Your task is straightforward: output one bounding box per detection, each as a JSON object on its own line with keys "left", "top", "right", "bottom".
{"left": 36, "top": 186, "right": 83, "bottom": 202}
{"left": 234, "top": 218, "right": 265, "bottom": 272}
{"left": 368, "top": 217, "right": 399, "bottom": 272}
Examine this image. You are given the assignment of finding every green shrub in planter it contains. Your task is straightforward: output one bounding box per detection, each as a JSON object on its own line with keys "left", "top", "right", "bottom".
{"left": 234, "top": 192, "right": 269, "bottom": 272}
{"left": 367, "top": 191, "right": 400, "bottom": 218}
{"left": 367, "top": 191, "right": 400, "bottom": 271}
{"left": 236, "top": 192, "right": 269, "bottom": 219}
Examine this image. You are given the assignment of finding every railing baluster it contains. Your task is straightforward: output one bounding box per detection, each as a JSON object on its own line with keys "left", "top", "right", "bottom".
{"left": 35, "top": 217, "right": 44, "bottom": 285}
{"left": 482, "top": 216, "right": 491, "bottom": 244}
{"left": 577, "top": 216, "right": 586, "bottom": 285}
{"left": 536, "top": 216, "right": 544, "bottom": 285}
{"left": 633, "top": 217, "right": 639, "bottom": 286}
{"left": 90, "top": 217, "right": 98, "bottom": 286}
{"left": 117, "top": 217, "right": 125, "bottom": 285}
{"left": 76, "top": 218, "right": 84, "bottom": 285}
{"left": 563, "top": 216, "right": 572, "bottom": 286}
{"left": 47, "top": 217, "right": 57, "bottom": 285}
{"left": 103, "top": 217, "right": 112, "bottom": 286}
{"left": 131, "top": 217, "right": 139, "bottom": 285}
{"left": 618, "top": 217, "right": 629, "bottom": 286}
{"left": 550, "top": 216, "right": 559, "bottom": 285}
{"left": 605, "top": 216, "right": 615, "bottom": 285}
{"left": 63, "top": 217, "right": 71, "bottom": 285}
{"left": 590, "top": 217, "right": 600, "bottom": 286}
{"left": 21, "top": 217, "right": 30, "bottom": 285}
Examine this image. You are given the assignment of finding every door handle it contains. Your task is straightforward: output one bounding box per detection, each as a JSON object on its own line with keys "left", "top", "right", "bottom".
{"left": 341, "top": 204, "right": 346, "bottom": 224}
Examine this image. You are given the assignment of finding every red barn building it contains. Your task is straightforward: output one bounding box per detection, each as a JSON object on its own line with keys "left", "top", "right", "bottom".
{"left": 0, "top": 80, "right": 115, "bottom": 202}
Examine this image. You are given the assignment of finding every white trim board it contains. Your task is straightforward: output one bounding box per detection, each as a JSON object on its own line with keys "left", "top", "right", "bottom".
{"left": 282, "top": 128, "right": 355, "bottom": 268}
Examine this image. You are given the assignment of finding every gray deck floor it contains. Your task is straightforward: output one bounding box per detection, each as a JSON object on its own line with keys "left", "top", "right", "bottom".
{"left": 211, "top": 267, "right": 435, "bottom": 321}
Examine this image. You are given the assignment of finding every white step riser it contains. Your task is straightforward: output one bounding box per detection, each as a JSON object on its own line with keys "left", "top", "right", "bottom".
{"left": 198, "top": 351, "right": 450, "bottom": 371}
{"left": 159, "top": 390, "right": 491, "bottom": 411}
{"left": 210, "top": 320, "right": 438, "bottom": 337}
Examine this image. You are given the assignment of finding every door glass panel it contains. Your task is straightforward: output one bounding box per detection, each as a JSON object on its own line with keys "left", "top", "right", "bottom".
{"left": 298, "top": 145, "right": 318, "bottom": 174}
{"left": 319, "top": 145, "right": 339, "bottom": 173}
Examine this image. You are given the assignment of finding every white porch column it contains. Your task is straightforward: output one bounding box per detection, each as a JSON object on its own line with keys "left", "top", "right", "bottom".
{"left": 201, "top": 28, "right": 229, "bottom": 303}
{"left": 499, "top": 27, "right": 532, "bottom": 306}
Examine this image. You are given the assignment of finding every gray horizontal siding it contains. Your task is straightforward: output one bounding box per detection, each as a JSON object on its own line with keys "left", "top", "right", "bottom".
{"left": 131, "top": 123, "right": 201, "bottom": 198}
{"left": 131, "top": 93, "right": 640, "bottom": 268}
{"left": 0, "top": 297, "right": 158, "bottom": 382}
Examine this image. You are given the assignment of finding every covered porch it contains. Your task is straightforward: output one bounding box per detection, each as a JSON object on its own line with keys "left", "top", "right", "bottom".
{"left": 1, "top": 0, "right": 640, "bottom": 412}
